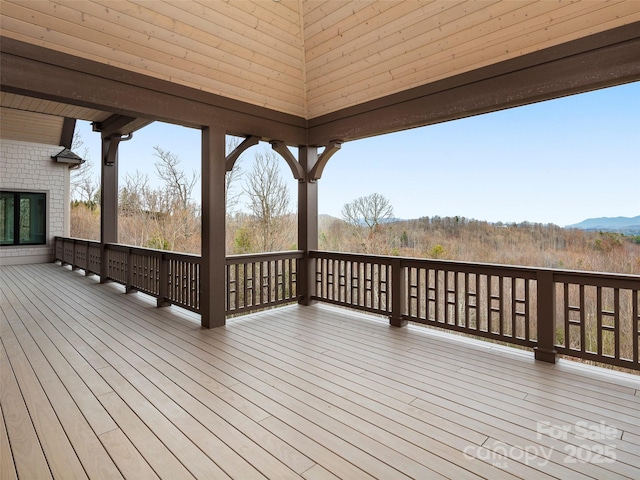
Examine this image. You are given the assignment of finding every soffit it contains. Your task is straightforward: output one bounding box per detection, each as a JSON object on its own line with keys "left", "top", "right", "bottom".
{"left": 0, "top": 92, "right": 113, "bottom": 145}
{"left": 1, "top": 92, "right": 113, "bottom": 123}
{"left": 1, "top": 0, "right": 638, "bottom": 121}
{"left": 0, "top": 107, "right": 65, "bottom": 145}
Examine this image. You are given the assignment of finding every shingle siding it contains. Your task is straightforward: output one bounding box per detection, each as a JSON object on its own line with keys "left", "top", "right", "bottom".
{"left": 1, "top": 139, "right": 69, "bottom": 265}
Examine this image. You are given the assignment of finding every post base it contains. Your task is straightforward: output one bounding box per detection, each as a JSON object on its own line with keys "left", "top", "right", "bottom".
{"left": 157, "top": 298, "right": 171, "bottom": 308}
{"left": 534, "top": 347, "right": 558, "bottom": 364}
{"left": 389, "top": 316, "right": 408, "bottom": 327}
{"left": 299, "top": 297, "right": 318, "bottom": 307}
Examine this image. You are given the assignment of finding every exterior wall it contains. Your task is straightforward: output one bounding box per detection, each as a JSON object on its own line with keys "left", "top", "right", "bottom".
{"left": 0, "top": 139, "right": 69, "bottom": 265}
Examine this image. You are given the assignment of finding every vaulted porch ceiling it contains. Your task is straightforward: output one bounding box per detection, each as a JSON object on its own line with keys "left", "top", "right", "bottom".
{"left": 1, "top": 1, "right": 639, "bottom": 145}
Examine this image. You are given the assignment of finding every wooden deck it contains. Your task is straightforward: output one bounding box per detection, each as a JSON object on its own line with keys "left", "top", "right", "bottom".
{"left": 1, "top": 263, "right": 639, "bottom": 480}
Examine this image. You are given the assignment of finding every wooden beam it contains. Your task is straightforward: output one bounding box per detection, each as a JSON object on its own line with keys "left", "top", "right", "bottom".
{"left": 93, "top": 114, "right": 153, "bottom": 137}
{"left": 59, "top": 117, "right": 75, "bottom": 149}
{"left": 0, "top": 37, "right": 307, "bottom": 145}
{"left": 308, "top": 23, "right": 640, "bottom": 144}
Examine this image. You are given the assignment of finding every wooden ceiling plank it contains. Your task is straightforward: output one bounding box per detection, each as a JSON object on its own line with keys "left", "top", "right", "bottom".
{"left": 306, "top": 0, "right": 517, "bottom": 88}
{"left": 0, "top": 108, "right": 63, "bottom": 145}
{"left": 103, "top": 0, "right": 303, "bottom": 74}
{"left": 304, "top": 0, "right": 397, "bottom": 51}
{"left": 25, "top": 96, "right": 45, "bottom": 111}
{"left": 448, "top": 0, "right": 630, "bottom": 63}
{"left": 302, "top": 0, "right": 330, "bottom": 20}
{"left": 365, "top": 1, "right": 607, "bottom": 86}
{"left": 302, "top": 0, "right": 341, "bottom": 27}
{"left": 206, "top": 0, "right": 302, "bottom": 37}
{"left": 305, "top": 2, "right": 514, "bottom": 100}
{"left": 303, "top": 0, "right": 374, "bottom": 38}
{"left": 305, "top": 0, "right": 422, "bottom": 60}
{"left": 0, "top": 92, "right": 103, "bottom": 122}
{"left": 305, "top": 0, "right": 633, "bottom": 109}
{"left": 141, "top": 0, "right": 303, "bottom": 65}
{"left": 387, "top": 1, "right": 638, "bottom": 87}
{"left": 0, "top": 14, "right": 306, "bottom": 116}
{"left": 14, "top": 0, "right": 305, "bottom": 99}
{"left": 8, "top": 93, "right": 23, "bottom": 109}
{"left": 307, "top": 11, "right": 640, "bottom": 118}
{"left": 57, "top": 0, "right": 305, "bottom": 88}
{"left": 87, "top": 0, "right": 302, "bottom": 87}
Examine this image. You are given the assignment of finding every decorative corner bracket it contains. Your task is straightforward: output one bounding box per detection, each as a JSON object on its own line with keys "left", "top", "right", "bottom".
{"left": 103, "top": 133, "right": 132, "bottom": 166}
{"left": 309, "top": 140, "right": 342, "bottom": 182}
{"left": 225, "top": 135, "right": 260, "bottom": 172}
{"left": 270, "top": 140, "right": 305, "bottom": 181}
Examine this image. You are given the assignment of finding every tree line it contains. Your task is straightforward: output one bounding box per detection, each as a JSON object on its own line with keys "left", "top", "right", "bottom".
{"left": 70, "top": 138, "right": 638, "bottom": 275}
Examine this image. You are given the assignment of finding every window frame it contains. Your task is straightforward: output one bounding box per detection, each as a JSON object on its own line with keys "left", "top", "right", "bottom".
{"left": 0, "top": 190, "right": 48, "bottom": 247}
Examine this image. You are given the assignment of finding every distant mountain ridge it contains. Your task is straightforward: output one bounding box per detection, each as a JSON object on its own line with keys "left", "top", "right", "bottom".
{"left": 567, "top": 216, "right": 640, "bottom": 234}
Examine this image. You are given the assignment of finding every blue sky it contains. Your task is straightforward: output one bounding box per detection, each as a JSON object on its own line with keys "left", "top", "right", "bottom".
{"left": 76, "top": 81, "right": 639, "bottom": 227}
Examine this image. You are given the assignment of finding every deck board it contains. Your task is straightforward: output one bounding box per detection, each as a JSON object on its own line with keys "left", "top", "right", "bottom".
{"left": 1, "top": 263, "right": 638, "bottom": 479}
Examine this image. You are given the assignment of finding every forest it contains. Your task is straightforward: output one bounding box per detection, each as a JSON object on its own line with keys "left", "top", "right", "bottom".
{"left": 69, "top": 139, "right": 639, "bottom": 276}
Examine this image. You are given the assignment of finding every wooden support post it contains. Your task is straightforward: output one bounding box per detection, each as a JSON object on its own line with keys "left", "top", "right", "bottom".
{"left": 99, "top": 135, "right": 119, "bottom": 283}
{"left": 298, "top": 146, "right": 318, "bottom": 306}
{"left": 201, "top": 126, "right": 227, "bottom": 328}
{"left": 390, "top": 257, "right": 408, "bottom": 327}
{"left": 535, "top": 270, "right": 558, "bottom": 363}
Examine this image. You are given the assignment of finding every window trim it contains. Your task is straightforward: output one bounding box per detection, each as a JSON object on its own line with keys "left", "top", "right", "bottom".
{"left": 0, "top": 190, "right": 48, "bottom": 247}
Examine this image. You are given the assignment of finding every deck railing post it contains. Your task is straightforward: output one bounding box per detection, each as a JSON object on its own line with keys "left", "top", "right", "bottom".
{"left": 125, "top": 247, "right": 137, "bottom": 294}
{"left": 157, "top": 253, "right": 170, "bottom": 307}
{"left": 84, "top": 242, "right": 92, "bottom": 276}
{"left": 535, "top": 270, "right": 557, "bottom": 363}
{"left": 71, "top": 239, "right": 78, "bottom": 271}
{"left": 390, "top": 258, "right": 407, "bottom": 327}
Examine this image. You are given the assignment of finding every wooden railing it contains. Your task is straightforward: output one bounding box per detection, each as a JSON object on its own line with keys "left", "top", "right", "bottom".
{"left": 226, "top": 250, "right": 303, "bottom": 315}
{"left": 55, "top": 237, "right": 301, "bottom": 315}
{"left": 311, "top": 250, "right": 640, "bottom": 370}
{"left": 54, "top": 238, "right": 639, "bottom": 369}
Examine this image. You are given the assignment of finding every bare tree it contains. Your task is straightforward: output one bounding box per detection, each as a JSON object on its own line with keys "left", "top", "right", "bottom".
{"left": 153, "top": 146, "right": 198, "bottom": 211}
{"left": 341, "top": 193, "right": 394, "bottom": 232}
{"left": 70, "top": 131, "right": 99, "bottom": 204}
{"left": 340, "top": 193, "right": 394, "bottom": 253}
{"left": 243, "top": 150, "right": 294, "bottom": 252}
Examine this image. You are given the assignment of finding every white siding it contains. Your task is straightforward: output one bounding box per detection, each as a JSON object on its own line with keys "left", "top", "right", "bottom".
{"left": 0, "top": 139, "right": 69, "bottom": 265}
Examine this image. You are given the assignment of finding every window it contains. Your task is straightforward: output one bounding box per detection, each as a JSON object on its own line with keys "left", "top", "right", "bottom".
{"left": 0, "top": 192, "right": 46, "bottom": 246}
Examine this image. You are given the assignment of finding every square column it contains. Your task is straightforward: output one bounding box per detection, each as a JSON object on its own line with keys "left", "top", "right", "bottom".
{"left": 100, "top": 136, "right": 118, "bottom": 282}
{"left": 201, "top": 126, "right": 227, "bottom": 327}
{"left": 298, "top": 146, "right": 318, "bottom": 306}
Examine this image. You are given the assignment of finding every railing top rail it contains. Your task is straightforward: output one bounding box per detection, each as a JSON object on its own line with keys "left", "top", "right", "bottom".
{"left": 56, "top": 236, "right": 100, "bottom": 246}
{"left": 105, "top": 242, "right": 202, "bottom": 259}
{"left": 309, "top": 250, "right": 396, "bottom": 265}
{"left": 310, "top": 250, "right": 640, "bottom": 282}
{"left": 226, "top": 250, "right": 304, "bottom": 264}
